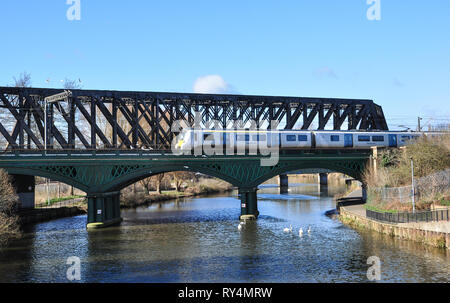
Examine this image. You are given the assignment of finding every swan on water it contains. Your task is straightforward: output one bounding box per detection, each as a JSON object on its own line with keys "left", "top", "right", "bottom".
{"left": 299, "top": 228, "right": 303, "bottom": 237}
{"left": 283, "top": 225, "right": 292, "bottom": 233}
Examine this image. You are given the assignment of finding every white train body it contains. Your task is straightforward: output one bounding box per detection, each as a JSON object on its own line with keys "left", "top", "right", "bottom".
{"left": 174, "top": 129, "right": 441, "bottom": 151}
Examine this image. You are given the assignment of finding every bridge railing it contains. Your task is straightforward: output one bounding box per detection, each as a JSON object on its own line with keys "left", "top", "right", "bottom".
{"left": 0, "top": 148, "right": 372, "bottom": 158}
{"left": 0, "top": 147, "right": 173, "bottom": 156}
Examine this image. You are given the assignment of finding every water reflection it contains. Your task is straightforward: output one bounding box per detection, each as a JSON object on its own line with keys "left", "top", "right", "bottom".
{"left": 0, "top": 183, "right": 448, "bottom": 282}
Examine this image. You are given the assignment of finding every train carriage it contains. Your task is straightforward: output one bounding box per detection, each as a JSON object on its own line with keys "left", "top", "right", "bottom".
{"left": 175, "top": 128, "right": 435, "bottom": 152}
{"left": 279, "top": 131, "right": 312, "bottom": 149}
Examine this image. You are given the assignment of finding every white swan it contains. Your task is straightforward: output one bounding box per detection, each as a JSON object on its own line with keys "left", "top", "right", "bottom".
{"left": 283, "top": 224, "right": 292, "bottom": 233}
{"left": 238, "top": 224, "right": 242, "bottom": 231}
{"left": 299, "top": 228, "right": 303, "bottom": 237}
{"left": 307, "top": 226, "right": 311, "bottom": 234}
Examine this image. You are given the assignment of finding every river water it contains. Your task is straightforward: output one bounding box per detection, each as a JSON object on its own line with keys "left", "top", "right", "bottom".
{"left": 0, "top": 183, "right": 449, "bottom": 283}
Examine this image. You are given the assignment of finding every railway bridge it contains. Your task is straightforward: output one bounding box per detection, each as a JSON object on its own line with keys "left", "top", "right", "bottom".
{"left": 0, "top": 86, "right": 386, "bottom": 228}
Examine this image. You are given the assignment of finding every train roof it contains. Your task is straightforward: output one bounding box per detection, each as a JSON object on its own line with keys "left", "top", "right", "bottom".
{"left": 181, "top": 128, "right": 435, "bottom": 134}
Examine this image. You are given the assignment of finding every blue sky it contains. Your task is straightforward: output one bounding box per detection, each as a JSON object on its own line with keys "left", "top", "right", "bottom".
{"left": 1, "top": 0, "right": 449, "bottom": 130}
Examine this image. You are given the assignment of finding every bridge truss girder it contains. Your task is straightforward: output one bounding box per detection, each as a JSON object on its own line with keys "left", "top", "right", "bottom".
{"left": 0, "top": 87, "right": 388, "bottom": 151}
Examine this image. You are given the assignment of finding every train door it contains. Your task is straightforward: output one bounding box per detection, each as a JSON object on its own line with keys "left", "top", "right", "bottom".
{"left": 344, "top": 134, "right": 353, "bottom": 147}
{"left": 388, "top": 134, "right": 397, "bottom": 147}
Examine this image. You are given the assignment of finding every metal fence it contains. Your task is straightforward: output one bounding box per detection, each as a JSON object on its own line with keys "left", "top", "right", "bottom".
{"left": 34, "top": 197, "right": 86, "bottom": 209}
{"left": 366, "top": 208, "right": 450, "bottom": 224}
{"left": 370, "top": 169, "right": 450, "bottom": 204}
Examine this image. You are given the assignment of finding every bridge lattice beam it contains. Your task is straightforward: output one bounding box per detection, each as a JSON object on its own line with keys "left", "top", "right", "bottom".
{"left": 0, "top": 87, "right": 389, "bottom": 151}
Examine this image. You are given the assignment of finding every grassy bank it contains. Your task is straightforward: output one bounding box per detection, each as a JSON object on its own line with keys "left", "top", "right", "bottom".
{"left": 121, "top": 178, "right": 234, "bottom": 208}
{"left": 35, "top": 195, "right": 85, "bottom": 207}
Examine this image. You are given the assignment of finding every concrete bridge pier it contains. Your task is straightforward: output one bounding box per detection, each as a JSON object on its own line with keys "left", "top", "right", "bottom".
{"left": 86, "top": 191, "right": 122, "bottom": 229}
{"left": 362, "top": 184, "right": 368, "bottom": 203}
{"left": 318, "top": 173, "right": 328, "bottom": 195}
{"left": 279, "top": 174, "right": 289, "bottom": 194}
{"left": 10, "top": 174, "right": 35, "bottom": 209}
{"left": 239, "top": 187, "right": 259, "bottom": 220}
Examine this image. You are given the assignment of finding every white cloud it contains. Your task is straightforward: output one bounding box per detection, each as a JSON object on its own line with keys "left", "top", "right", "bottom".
{"left": 315, "top": 67, "right": 338, "bottom": 79}
{"left": 193, "top": 75, "right": 232, "bottom": 94}
{"left": 393, "top": 77, "right": 404, "bottom": 87}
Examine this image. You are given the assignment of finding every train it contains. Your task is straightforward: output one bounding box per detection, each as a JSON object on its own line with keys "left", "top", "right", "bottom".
{"left": 174, "top": 129, "right": 443, "bottom": 151}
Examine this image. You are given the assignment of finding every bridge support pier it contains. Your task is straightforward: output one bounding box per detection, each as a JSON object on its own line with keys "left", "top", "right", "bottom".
{"left": 86, "top": 191, "right": 122, "bottom": 229}
{"left": 362, "top": 184, "right": 368, "bottom": 203}
{"left": 10, "top": 174, "right": 35, "bottom": 209}
{"left": 318, "top": 173, "right": 328, "bottom": 195}
{"left": 239, "top": 187, "right": 259, "bottom": 220}
{"left": 279, "top": 174, "right": 289, "bottom": 194}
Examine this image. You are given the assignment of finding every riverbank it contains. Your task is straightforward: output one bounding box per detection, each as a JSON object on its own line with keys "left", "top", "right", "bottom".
{"left": 121, "top": 181, "right": 234, "bottom": 209}
{"left": 339, "top": 202, "right": 450, "bottom": 250}
{"left": 17, "top": 197, "right": 88, "bottom": 225}
{"left": 18, "top": 206, "right": 87, "bottom": 225}
{"left": 16, "top": 179, "right": 234, "bottom": 226}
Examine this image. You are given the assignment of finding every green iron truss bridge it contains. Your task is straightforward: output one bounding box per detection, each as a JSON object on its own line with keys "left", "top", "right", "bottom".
{"left": 0, "top": 149, "right": 371, "bottom": 228}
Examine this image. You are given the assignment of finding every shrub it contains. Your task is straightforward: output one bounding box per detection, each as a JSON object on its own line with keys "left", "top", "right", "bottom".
{"left": 365, "top": 135, "right": 450, "bottom": 188}
{"left": 363, "top": 135, "right": 450, "bottom": 211}
{"left": 0, "top": 169, "right": 21, "bottom": 245}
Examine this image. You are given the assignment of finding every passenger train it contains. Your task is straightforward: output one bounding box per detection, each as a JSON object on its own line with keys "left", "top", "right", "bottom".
{"left": 174, "top": 129, "right": 442, "bottom": 151}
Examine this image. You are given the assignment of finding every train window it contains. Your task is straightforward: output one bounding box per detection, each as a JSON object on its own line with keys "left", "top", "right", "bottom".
{"left": 401, "top": 136, "right": 411, "bottom": 141}
{"left": 252, "top": 135, "right": 258, "bottom": 141}
{"left": 237, "top": 134, "right": 250, "bottom": 141}
{"left": 298, "top": 135, "right": 308, "bottom": 141}
{"left": 286, "top": 135, "right": 297, "bottom": 142}
{"left": 358, "top": 136, "right": 370, "bottom": 142}
{"left": 259, "top": 134, "right": 267, "bottom": 141}
{"left": 330, "top": 135, "right": 340, "bottom": 142}
{"left": 372, "top": 136, "right": 385, "bottom": 142}
{"left": 203, "top": 134, "right": 214, "bottom": 141}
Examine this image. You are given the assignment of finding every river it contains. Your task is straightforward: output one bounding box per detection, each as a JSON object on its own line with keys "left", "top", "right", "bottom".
{"left": 0, "top": 183, "right": 449, "bottom": 282}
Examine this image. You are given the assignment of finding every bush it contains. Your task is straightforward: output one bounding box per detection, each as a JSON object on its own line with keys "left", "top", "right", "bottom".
{"left": 363, "top": 135, "right": 450, "bottom": 211}
{"left": 394, "top": 136, "right": 450, "bottom": 182}
{"left": 0, "top": 169, "right": 21, "bottom": 245}
{"left": 366, "top": 135, "right": 450, "bottom": 188}
{"left": 0, "top": 170, "right": 19, "bottom": 215}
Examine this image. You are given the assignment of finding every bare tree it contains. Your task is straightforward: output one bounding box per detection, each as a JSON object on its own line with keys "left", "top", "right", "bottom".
{"left": 139, "top": 177, "right": 152, "bottom": 195}
{"left": 170, "top": 171, "right": 195, "bottom": 192}
{"left": 0, "top": 73, "right": 32, "bottom": 149}
{"left": 63, "top": 78, "right": 82, "bottom": 89}
{"left": 152, "top": 173, "right": 165, "bottom": 194}
{"left": 0, "top": 169, "right": 21, "bottom": 245}
{"left": 13, "top": 72, "right": 32, "bottom": 88}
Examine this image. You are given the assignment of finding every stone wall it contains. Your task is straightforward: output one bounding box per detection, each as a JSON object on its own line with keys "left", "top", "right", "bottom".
{"left": 19, "top": 207, "right": 87, "bottom": 225}
{"left": 340, "top": 207, "right": 449, "bottom": 249}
